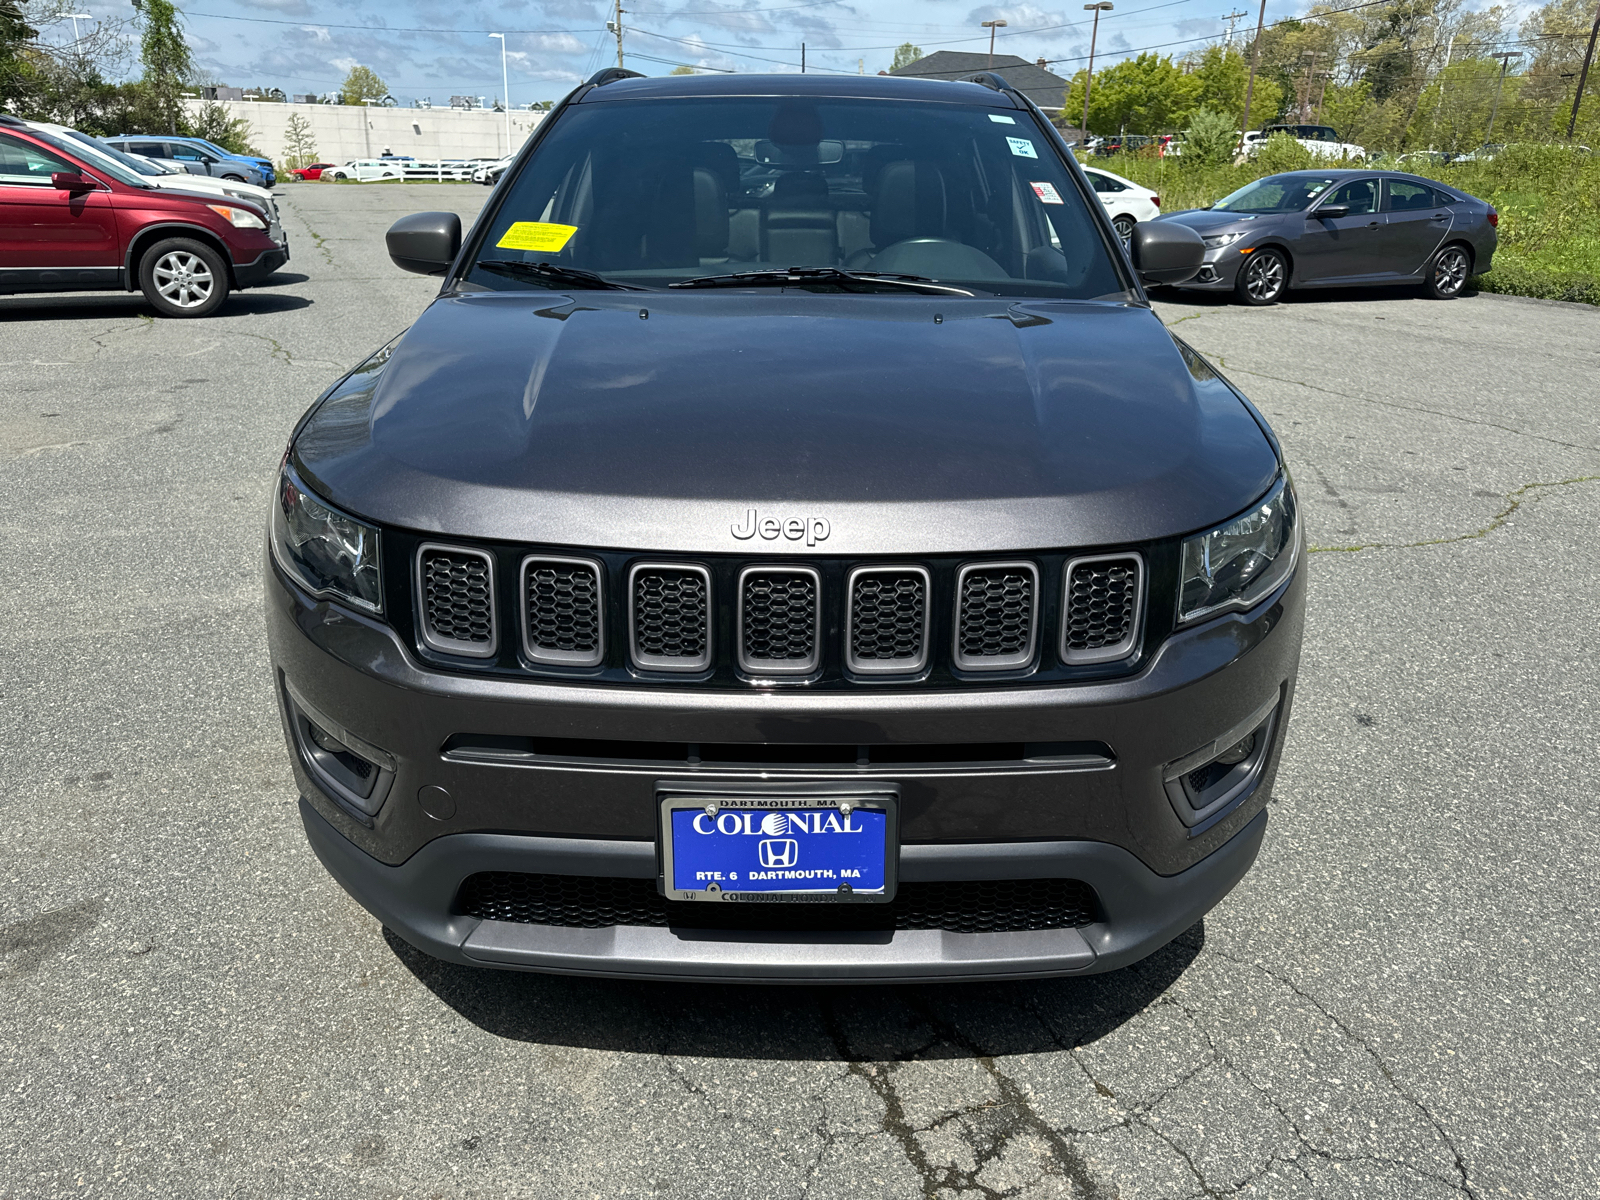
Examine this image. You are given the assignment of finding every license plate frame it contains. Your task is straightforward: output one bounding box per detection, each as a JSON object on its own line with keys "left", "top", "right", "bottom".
{"left": 657, "top": 789, "right": 898, "bottom": 904}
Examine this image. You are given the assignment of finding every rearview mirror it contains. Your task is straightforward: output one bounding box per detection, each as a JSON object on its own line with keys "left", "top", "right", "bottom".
{"left": 51, "top": 171, "right": 95, "bottom": 193}
{"left": 386, "top": 211, "right": 462, "bottom": 275}
{"left": 754, "top": 138, "right": 844, "bottom": 165}
{"left": 1129, "top": 220, "right": 1204, "bottom": 285}
{"left": 1311, "top": 204, "right": 1350, "bottom": 219}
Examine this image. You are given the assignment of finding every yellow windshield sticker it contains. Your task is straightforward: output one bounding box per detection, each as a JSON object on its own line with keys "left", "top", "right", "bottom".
{"left": 496, "top": 222, "right": 578, "bottom": 253}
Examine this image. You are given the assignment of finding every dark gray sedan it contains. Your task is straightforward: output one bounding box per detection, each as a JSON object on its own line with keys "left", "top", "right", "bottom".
{"left": 1157, "top": 169, "right": 1498, "bottom": 305}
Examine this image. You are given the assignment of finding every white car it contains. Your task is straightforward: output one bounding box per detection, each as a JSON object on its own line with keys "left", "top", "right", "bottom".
{"left": 1080, "top": 165, "right": 1161, "bottom": 243}
{"left": 473, "top": 154, "right": 515, "bottom": 185}
{"left": 27, "top": 122, "right": 281, "bottom": 224}
{"left": 323, "top": 159, "right": 404, "bottom": 182}
{"left": 1243, "top": 124, "right": 1366, "bottom": 161}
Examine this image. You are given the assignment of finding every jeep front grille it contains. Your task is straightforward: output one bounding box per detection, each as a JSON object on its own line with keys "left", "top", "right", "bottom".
{"left": 416, "top": 544, "right": 497, "bottom": 657}
{"left": 456, "top": 872, "right": 1098, "bottom": 933}
{"left": 629, "top": 564, "right": 711, "bottom": 672}
{"left": 847, "top": 566, "right": 930, "bottom": 675}
{"left": 953, "top": 562, "right": 1038, "bottom": 671}
{"left": 1062, "top": 554, "right": 1143, "bottom": 664}
{"left": 737, "top": 567, "right": 820, "bottom": 675}
{"left": 522, "top": 556, "right": 604, "bottom": 667}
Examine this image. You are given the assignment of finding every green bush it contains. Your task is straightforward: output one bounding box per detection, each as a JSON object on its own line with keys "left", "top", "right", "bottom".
{"left": 1180, "top": 107, "right": 1240, "bottom": 168}
{"left": 1251, "top": 132, "right": 1317, "bottom": 174}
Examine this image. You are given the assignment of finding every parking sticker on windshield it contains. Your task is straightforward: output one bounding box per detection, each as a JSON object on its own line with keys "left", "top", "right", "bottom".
{"left": 1006, "top": 137, "right": 1038, "bottom": 159}
{"left": 988, "top": 114, "right": 1017, "bottom": 124}
{"left": 496, "top": 222, "right": 578, "bottom": 253}
{"left": 1030, "top": 181, "right": 1064, "bottom": 205}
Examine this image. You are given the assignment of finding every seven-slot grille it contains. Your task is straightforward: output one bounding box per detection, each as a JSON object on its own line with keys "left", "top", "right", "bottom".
{"left": 521, "top": 556, "right": 604, "bottom": 667}
{"left": 1061, "top": 554, "right": 1143, "bottom": 665}
{"left": 414, "top": 549, "right": 1144, "bottom": 676}
{"left": 738, "top": 567, "right": 820, "bottom": 675}
{"left": 416, "top": 544, "right": 497, "bottom": 657}
{"left": 847, "top": 566, "right": 930, "bottom": 675}
{"left": 953, "top": 562, "right": 1039, "bottom": 671}
{"left": 629, "top": 564, "right": 712, "bottom": 672}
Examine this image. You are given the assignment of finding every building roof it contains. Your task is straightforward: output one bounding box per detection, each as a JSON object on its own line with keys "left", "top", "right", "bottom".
{"left": 889, "top": 52, "right": 1069, "bottom": 112}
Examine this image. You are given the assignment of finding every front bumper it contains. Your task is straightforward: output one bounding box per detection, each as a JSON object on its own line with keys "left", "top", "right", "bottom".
{"left": 268, "top": 552, "right": 1304, "bottom": 981}
{"left": 235, "top": 243, "right": 290, "bottom": 288}
{"left": 1175, "top": 252, "right": 1246, "bottom": 291}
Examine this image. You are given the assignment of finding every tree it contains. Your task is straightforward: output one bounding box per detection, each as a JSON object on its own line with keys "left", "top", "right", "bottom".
{"left": 132, "top": 0, "right": 193, "bottom": 133}
{"left": 282, "top": 111, "right": 317, "bottom": 167}
{"left": 1065, "top": 53, "right": 1201, "bottom": 134}
{"left": 190, "top": 97, "right": 256, "bottom": 153}
{"left": 891, "top": 43, "right": 922, "bottom": 71}
{"left": 0, "top": 0, "right": 37, "bottom": 105}
{"left": 337, "top": 64, "right": 387, "bottom": 106}
{"left": 1186, "top": 44, "right": 1282, "bottom": 125}
{"left": 1181, "top": 106, "right": 1241, "bottom": 164}
{"left": 669, "top": 64, "right": 695, "bottom": 75}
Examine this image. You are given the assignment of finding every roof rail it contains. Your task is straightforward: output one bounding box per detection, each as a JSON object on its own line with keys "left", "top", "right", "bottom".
{"left": 0, "top": 112, "right": 27, "bottom": 127}
{"left": 586, "top": 67, "right": 647, "bottom": 88}
{"left": 959, "top": 71, "right": 1021, "bottom": 98}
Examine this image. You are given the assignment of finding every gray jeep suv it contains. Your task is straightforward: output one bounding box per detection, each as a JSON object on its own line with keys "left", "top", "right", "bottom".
{"left": 266, "top": 69, "right": 1304, "bottom": 983}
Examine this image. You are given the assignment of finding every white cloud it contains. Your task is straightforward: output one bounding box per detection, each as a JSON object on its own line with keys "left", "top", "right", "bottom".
{"left": 301, "top": 25, "right": 331, "bottom": 43}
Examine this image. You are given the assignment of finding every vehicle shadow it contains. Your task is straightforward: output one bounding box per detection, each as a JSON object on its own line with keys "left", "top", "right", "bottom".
{"left": 0, "top": 292, "right": 313, "bottom": 320}
{"left": 1154, "top": 282, "right": 1477, "bottom": 309}
{"left": 383, "top": 921, "right": 1204, "bottom": 1060}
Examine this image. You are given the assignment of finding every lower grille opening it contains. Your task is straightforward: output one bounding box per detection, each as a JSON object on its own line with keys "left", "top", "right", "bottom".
{"left": 456, "top": 872, "right": 1099, "bottom": 933}
{"left": 443, "top": 734, "right": 1114, "bottom": 769}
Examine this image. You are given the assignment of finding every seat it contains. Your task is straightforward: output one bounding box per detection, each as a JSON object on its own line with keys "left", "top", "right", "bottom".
{"left": 763, "top": 170, "right": 836, "bottom": 266}
{"left": 848, "top": 157, "right": 951, "bottom": 267}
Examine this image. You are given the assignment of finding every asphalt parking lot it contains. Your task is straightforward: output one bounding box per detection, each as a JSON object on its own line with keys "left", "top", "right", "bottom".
{"left": 2, "top": 182, "right": 1597, "bottom": 1199}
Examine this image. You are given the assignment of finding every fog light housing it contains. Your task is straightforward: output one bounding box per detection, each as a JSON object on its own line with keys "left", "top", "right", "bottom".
{"left": 1163, "top": 698, "right": 1281, "bottom": 835}
{"left": 284, "top": 681, "right": 396, "bottom": 822}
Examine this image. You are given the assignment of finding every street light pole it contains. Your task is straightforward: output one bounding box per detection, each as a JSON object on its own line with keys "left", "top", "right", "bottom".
{"left": 66, "top": 12, "right": 92, "bottom": 42}
{"left": 490, "top": 33, "right": 510, "bottom": 154}
{"left": 1082, "top": 3, "right": 1112, "bottom": 141}
{"left": 1486, "top": 50, "right": 1523, "bottom": 142}
{"left": 981, "top": 19, "right": 1007, "bottom": 68}
{"left": 1568, "top": 0, "right": 1600, "bottom": 139}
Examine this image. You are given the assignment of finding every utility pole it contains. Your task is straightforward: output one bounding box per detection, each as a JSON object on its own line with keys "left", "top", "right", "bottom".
{"left": 607, "top": 0, "right": 624, "bottom": 69}
{"left": 1313, "top": 69, "right": 1332, "bottom": 124}
{"left": 982, "top": 19, "right": 1007, "bottom": 68}
{"left": 489, "top": 33, "right": 510, "bottom": 154}
{"left": 1221, "top": 9, "right": 1247, "bottom": 51}
{"left": 1569, "top": 0, "right": 1600, "bottom": 139}
{"left": 801, "top": 42, "right": 806, "bottom": 72}
{"left": 1486, "top": 50, "right": 1523, "bottom": 142}
{"left": 1082, "top": 3, "right": 1113, "bottom": 140}
{"left": 1239, "top": 0, "right": 1268, "bottom": 142}
{"left": 1297, "top": 51, "right": 1321, "bottom": 123}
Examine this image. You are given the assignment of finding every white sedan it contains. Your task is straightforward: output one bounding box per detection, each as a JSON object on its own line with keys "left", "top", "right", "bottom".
{"left": 1080, "top": 166, "right": 1161, "bottom": 244}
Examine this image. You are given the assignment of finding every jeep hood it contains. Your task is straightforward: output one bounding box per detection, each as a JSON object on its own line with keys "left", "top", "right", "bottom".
{"left": 292, "top": 292, "right": 1279, "bottom": 555}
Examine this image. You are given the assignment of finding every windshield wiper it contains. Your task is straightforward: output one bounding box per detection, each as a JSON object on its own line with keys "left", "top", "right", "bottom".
{"left": 476, "top": 259, "right": 645, "bottom": 291}
{"left": 669, "top": 266, "right": 976, "bottom": 296}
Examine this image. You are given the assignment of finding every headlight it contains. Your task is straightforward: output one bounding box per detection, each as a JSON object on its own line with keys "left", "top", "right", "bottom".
{"left": 1178, "top": 475, "right": 1298, "bottom": 625}
{"left": 270, "top": 465, "right": 383, "bottom": 612}
{"left": 1202, "top": 230, "right": 1249, "bottom": 249}
{"left": 207, "top": 203, "right": 266, "bottom": 229}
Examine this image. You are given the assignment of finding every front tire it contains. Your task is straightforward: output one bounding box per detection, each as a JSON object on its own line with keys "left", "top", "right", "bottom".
{"left": 1235, "top": 248, "right": 1288, "bottom": 306}
{"left": 1423, "top": 243, "right": 1471, "bottom": 299}
{"left": 138, "top": 238, "right": 230, "bottom": 318}
{"left": 222, "top": 173, "right": 247, "bottom": 182}
{"left": 1112, "top": 214, "right": 1136, "bottom": 246}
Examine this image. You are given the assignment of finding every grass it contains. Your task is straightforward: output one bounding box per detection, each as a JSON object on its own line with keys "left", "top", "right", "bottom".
{"left": 1095, "top": 143, "right": 1600, "bottom": 306}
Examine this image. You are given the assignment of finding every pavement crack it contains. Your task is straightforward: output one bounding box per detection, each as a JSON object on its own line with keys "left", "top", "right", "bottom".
{"left": 1208, "top": 951, "right": 1481, "bottom": 1198}
{"left": 1203, "top": 350, "right": 1600, "bottom": 455}
{"left": 1309, "top": 473, "right": 1600, "bottom": 553}
{"left": 230, "top": 330, "right": 342, "bottom": 369}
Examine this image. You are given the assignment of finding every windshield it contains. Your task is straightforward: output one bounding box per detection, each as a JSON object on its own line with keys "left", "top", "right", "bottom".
{"left": 466, "top": 96, "right": 1127, "bottom": 298}
{"left": 27, "top": 127, "right": 151, "bottom": 188}
{"left": 59, "top": 129, "right": 169, "bottom": 176}
{"left": 1213, "top": 174, "right": 1339, "bottom": 213}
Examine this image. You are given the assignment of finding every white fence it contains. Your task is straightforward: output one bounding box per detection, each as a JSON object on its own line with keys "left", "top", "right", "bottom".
{"left": 181, "top": 99, "right": 544, "bottom": 166}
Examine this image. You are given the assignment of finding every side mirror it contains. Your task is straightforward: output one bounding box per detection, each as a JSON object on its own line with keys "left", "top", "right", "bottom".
{"left": 51, "top": 171, "right": 96, "bottom": 193}
{"left": 1129, "top": 220, "right": 1204, "bottom": 285}
{"left": 1311, "top": 204, "right": 1350, "bottom": 220}
{"left": 387, "top": 211, "right": 462, "bottom": 275}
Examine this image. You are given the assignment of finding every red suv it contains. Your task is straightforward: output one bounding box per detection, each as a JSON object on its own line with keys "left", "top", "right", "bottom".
{"left": 0, "top": 117, "right": 289, "bottom": 317}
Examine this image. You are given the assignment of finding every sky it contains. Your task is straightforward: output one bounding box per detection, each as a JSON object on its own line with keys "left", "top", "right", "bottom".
{"left": 32, "top": 0, "right": 1512, "bottom": 107}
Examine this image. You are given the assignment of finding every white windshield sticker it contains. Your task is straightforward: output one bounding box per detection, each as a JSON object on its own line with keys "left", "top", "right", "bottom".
{"left": 988, "top": 114, "right": 1017, "bottom": 124}
{"left": 1006, "top": 137, "right": 1038, "bottom": 159}
{"left": 1030, "top": 181, "right": 1064, "bottom": 205}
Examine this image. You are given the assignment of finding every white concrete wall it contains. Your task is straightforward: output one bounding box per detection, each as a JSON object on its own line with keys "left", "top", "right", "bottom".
{"left": 180, "top": 99, "right": 544, "bottom": 165}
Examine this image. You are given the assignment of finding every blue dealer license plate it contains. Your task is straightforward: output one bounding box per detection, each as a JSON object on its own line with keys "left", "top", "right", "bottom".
{"left": 659, "top": 794, "right": 896, "bottom": 903}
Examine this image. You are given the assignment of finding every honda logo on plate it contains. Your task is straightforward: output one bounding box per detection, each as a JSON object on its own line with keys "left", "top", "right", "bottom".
{"left": 758, "top": 839, "right": 798, "bottom": 868}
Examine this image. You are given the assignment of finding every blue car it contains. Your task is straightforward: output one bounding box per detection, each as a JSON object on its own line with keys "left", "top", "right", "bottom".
{"left": 110, "top": 135, "right": 275, "bottom": 187}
